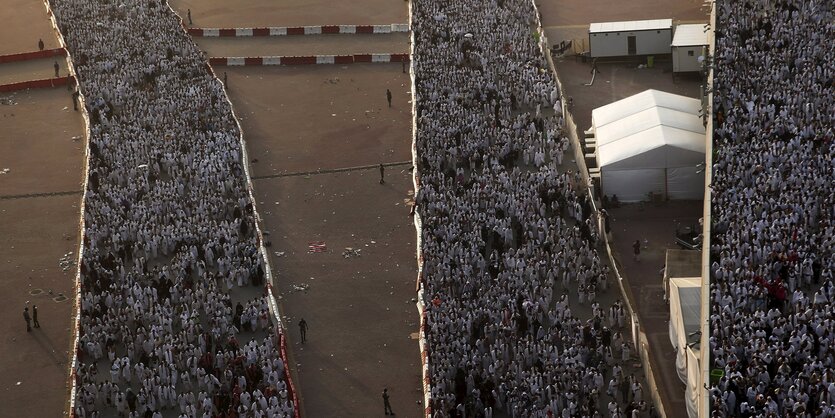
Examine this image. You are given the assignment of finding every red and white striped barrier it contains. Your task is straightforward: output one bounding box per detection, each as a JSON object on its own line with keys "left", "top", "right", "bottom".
{"left": 0, "top": 47, "right": 67, "bottom": 64}
{"left": 187, "top": 23, "right": 409, "bottom": 37}
{"left": 0, "top": 75, "right": 75, "bottom": 93}
{"left": 208, "top": 53, "right": 410, "bottom": 66}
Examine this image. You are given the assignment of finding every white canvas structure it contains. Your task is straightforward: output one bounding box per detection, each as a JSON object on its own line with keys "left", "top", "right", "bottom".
{"left": 669, "top": 277, "right": 701, "bottom": 418}
{"left": 592, "top": 89, "right": 706, "bottom": 201}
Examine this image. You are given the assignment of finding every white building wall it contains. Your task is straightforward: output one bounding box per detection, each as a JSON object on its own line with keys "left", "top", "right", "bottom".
{"left": 590, "top": 29, "right": 672, "bottom": 58}
{"left": 673, "top": 46, "right": 705, "bottom": 72}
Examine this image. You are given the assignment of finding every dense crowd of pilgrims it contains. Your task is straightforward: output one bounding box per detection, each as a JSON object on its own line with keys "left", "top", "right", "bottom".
{"left": 50, "top": 0, "right": 295, "bottom": 417}
{"left": 412, "top": 0, "right": 652, "bottom": 417}
{"left": 42, "top": 0, "right": 835, "bottom": 415}
{"left": 709, "top": 0, "right": 835, "bottom": 417}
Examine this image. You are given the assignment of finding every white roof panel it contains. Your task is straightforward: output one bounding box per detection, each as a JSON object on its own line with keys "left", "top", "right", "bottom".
{"left": 590, "top": 19, "right": 673, "bottom": 33}
{"left": 672, "top": 24, "right": 709, "bottom": 47}
{"left": 593, "top": 89, "right": 706, "bottom": 169}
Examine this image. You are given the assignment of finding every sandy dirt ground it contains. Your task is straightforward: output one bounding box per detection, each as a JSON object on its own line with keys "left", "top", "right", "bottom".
{"left": 222, "top": 64, "right": 412, "bottom": 175}
{"left": 0, "top": 194, "right": 82, "bottom": 418}
{"left": 0, "top": 87, "right": 85, "bottom": 418}
{"left": 0, "top": 89, "right": 85, "bottom": 196}
{"left": 253, "top": 171, "right": 422, "bottom": 417}
{"left": 553, "top": 57, "right": 702, "bottom": 133}
{"left": 537, "top": 0, "right": 706, "bottom": 27}
{"left": 607, "top": 201, "right": 703, "bottom": 418}
{"left": 0, "top": 0, "right": 61, "bottom": 56}
{"left": 171, "top": 0, "right": 408, "bottom": 28}
{"left": 223, "top": 63, "right": 421, "bottom": 416}
{"left": 0, "top": 57, "right": 69, "bottom": 85}
{"left": 195, "top": 33, "right": 409, "bottom": 57}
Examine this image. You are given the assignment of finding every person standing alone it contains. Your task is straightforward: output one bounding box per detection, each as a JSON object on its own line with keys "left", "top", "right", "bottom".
{"left": 32, "top": 305, "right": 40, "bottom": 328}
{"left": 23, "top": 307, "right": 31, "bottom": 332}
{"left": 298, "top": 318, "right": 308, "bottom": 343}
{"left": 379, "top": 163, "right": 385, "bottom": 184}
{"left": 386, "top": 89, "right": 392, "bottom": 108}
{"left": 383, "top": 388, "right": 394, "bottom": 415}
{"left": 632, "top": 240, "right": 641, "bottom": 262}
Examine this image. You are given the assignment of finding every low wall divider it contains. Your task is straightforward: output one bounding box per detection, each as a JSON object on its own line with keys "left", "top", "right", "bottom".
{"left": 0, "top": 47, "right": 66, "bottom": 64}
{"left": 406, "top": 1, "right": 432, "bottom": 416}
{"left": 41, "top": 1, "right": 89, "bottom": 417}
{"left": 187, "top": 23, "right": 410, "bottom": 37}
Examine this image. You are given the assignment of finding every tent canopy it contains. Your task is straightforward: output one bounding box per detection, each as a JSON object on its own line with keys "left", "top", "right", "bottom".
{"left": 593, "top": 89, "right": 705, "bottom": 170}
{"left": 592, "top": 90, "right": 706, "bottom": 201}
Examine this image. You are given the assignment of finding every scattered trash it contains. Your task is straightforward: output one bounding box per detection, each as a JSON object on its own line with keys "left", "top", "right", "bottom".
{"left": 273, "top": 251, "right": 285, "bottom": 257}
{"left": 308, "top": 241, "right": 327, "bottom": 253}
{"left": 58, "top": 252, "right": 75, "bottom": 271}
{"left": 342, "top": 247, "right": 361, "bottom": 258}
{"left": 0, "top": 168, "right": 9, "bottom": 174}
{"left": 71, "top": 135, "right": 81, "bottom": 141}
{"left": 291, "top": 283, "right": 310, "bottom": 292}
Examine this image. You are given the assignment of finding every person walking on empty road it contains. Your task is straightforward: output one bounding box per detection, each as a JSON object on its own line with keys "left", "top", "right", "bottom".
{"left": 32, "top": 305, "right": 40, "bottom": 328}
{"left": 187, "top": 8, "right": 192, "bottom": 25}
{"left": 23, "top": 307, "right": 31, "bottom": 332}
{"left": 54, "top": 60, "right": 60, "bottom": 77}
{"left": 298, "top": 318, "right": 308, "bottom": 343}
{"left": 386, "top": 89, "right": 392, "bottom": 107}
{"left": 379, "top": 163, "right": 385, "bottom": 184}
{"left": 38, "top": 38, "right": 44, "bottom": 51}
{"left": 383, "top": 388, "right": 395, "bottom": 415}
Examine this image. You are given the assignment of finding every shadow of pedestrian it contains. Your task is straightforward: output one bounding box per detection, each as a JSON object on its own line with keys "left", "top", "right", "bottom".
{"left": 30, "top": 329, "right": 66, "bottom": 373}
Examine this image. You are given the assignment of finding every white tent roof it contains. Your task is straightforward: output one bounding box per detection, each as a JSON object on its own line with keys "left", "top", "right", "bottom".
{"left": 593, "top": 90, "right": 705, "bottom": 170}
{"left": 590, "top": 19, "right": 672, "bottom": 33}
{"left": 672, "top": 24, "right": 709, "bottom": 47}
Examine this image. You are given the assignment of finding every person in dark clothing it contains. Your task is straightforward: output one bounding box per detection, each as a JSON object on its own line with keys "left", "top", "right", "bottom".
{"left": 38, "top": 39, "right": 44, "bottom": 51}
{"left": 383, "top": 388, "right": 395, "bottom": 415}
{"left": 633, "top": 240, "right": 641, "bottom": 262}
{"left": 298, "top": 318, "right": 308, "bottom": 343}
{"left": 620, "top": 378, "right": 630, "bottom": 403}
{"left": 23, "top": 307, "right": 31, "bottom": 332}
{"left": 126, "top": 388, "right": 137, "bottom": 412}
{"left": 379, "top": 163, "right": 385, "bottom": 184}
{"left": 54, "top": 60, "right": 60, "bottom": 77}
{"left": 386, "top": 89, "right": 392, "bottom": 107}
{"left": 187, "top": 8, "right": 192, "bottom": 25}
{"left": 72, "top": 90, "right": 80, "bottom": 111}
{"left": 32, "top": 305, "right": 40, "bottom": 328}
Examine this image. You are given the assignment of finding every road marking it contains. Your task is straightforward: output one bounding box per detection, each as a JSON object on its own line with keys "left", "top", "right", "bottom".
{"left": 0, "top": 190, "right": 81, "bottom": 200}
{"left": 251, "top": 160, "right": 412, "bottom": 180}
